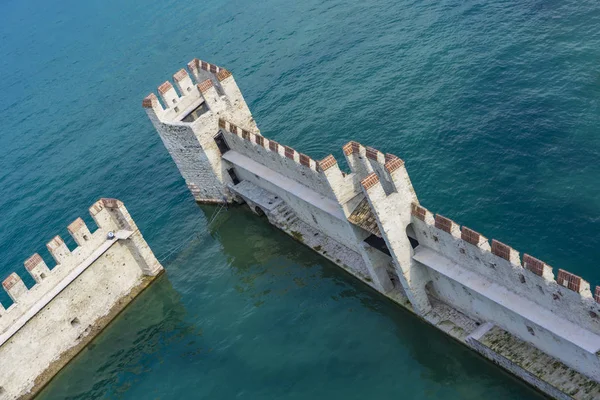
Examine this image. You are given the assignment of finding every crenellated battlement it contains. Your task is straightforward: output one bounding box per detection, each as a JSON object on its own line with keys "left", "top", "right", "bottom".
{"left": 160, "top": 83, "right": 600, "bottom": 328}
{"left": 143, "top": 70, "right": 203, "bottom": 123}
{"left": 0, "top": 199, "right": 161, "bottom": 334}
{"left": 408, "top": 202, "right": 600, "bottom": 334}
{"left": 146, "top": 58, "right": 600, "bottom": 396}
{"left": 220, "top": 119, "right": 319, "bottom": 172}
{"left": 0, "top": 199, "right": 163, "bottom": 399}
{"left": 410, "top": 203, "right": 576, "bottom": 290}
{"left": 344, "top": 141, "right": 403, "bottom": 174}
{"left": 188, "top": 58, "right": 225, "bottom": 76}
{"left": 143, "top": 58, "right": 252, "bottom": 129}
{"left": 346, "top": 141, "right": 415, "bottom": 202}
{"left": 187, "top": 58, "right": 234, "bottom": 87}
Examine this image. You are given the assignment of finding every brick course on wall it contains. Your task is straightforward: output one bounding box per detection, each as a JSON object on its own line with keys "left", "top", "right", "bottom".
{"left": 0, "top": 200, "right": 163, "bottom": 399}
{"left": 434, "top": 215, "right": 454, "bottom": 233}
{"left": 523, "top": 254, "right": 545, "bottom": 276}
{"left": 461, "top": 227, "right": 481, "bottom": 246}
{"left": 318, "top": 155, "right": 337, "bottom": 172}
{"left": 144, "top": 58, "right": 600, "bottom": 398}
{"left": 411, "top": 204, "right": 427, "bottom": 221}
{"left": 361, "top": 173, "right": 380, "bottom": 190}
{"left": 557, "top": 269, "right": 582, "bottom": 293}
{"left": 491, "top": 239, "right": 512, "bottom": 261}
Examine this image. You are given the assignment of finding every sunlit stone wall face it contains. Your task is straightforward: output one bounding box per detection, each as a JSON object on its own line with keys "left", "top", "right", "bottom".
{"left": 145, "top": 58, "right": 600, "bottom": 400}
{"left": 0, "top": 199, "right": 163, "bottom": 399}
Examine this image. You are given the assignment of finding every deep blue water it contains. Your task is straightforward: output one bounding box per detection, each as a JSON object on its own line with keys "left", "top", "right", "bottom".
{"left": 0, "top": 0, "right": 598, "bottom": 398}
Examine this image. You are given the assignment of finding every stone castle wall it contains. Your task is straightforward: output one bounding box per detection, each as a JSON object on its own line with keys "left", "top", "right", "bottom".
{"left": 407, "top": 203, "right": 600, "bottom": 381}
{"left": 144, "top": 58, "right": 600, "bottom": 399}
{"left": 0, "top": 199, "right": 163, "bottom": 399}
{"left": 218, "top": 121, "right": 368, "bottom": 254}
{"left": 220, "top": 121, "right": 334, "bottom": 199}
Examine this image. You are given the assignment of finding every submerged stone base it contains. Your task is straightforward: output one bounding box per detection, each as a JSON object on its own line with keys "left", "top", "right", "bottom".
{"left": 226, "top": 197, "right": 599, "bottom": 400}
{"left": 467, "top": 324, "right": 600, "bottom": 400}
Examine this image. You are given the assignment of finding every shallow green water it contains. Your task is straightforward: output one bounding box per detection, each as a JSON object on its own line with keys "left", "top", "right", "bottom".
{"left": 38, "top": 207, "right": 544, "bottom": 399}
{"left": 1, "top": 0, "right": 598, "bottom": 398}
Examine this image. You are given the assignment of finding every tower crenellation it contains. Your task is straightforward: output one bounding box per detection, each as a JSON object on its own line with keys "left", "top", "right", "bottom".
{"left": 24, "top": 253, "right": 51, "bottom": 284}
{"left": 46, "top": 235, "right": 71, "bottom": 265}
{"left": 143, "top": 59, "right": 259, "bottom": 204}
{"left": 173, "top": 68, "right": 195, "bottom": 95}
{"left": 67, "top": 217, "right": 92, "bottom": 246}
{"left": 2, "top": 273, "right": 27, "bottom": 303}
{"left": 158, "top": 81, "right": 179, "bottom": 108}
{"left": 145, "top": 58, "right": 600, "bottom": 397}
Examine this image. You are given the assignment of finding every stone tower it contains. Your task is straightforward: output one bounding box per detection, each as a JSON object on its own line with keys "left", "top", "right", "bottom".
{"left": 145, "top": 58, "right": 600, "bottom": 399}
{"left": 142, "top": 59, "right": 258, "bottom": 203}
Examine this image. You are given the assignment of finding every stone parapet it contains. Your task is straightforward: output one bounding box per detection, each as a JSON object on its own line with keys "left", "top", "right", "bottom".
{"left": 220, "top": 119, "right": 319, "bottom": 172}
{"left": 408, "top": 203, "right": 600, "bottom": 338}
{"left": 143, "top": 57, "right": 600, "bottom": 398}
{"left": 0, "top": 199, "right": 163, "bottom": 399}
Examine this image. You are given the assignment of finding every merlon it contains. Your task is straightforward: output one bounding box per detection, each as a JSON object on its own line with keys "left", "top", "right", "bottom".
{"left": 144, "top": 58, "right": 600, "bottom": 400}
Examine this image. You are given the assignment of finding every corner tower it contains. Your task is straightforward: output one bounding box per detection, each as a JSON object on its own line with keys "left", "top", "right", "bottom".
{"left": 143, "top": 59, "right": 258, "bottom": 203}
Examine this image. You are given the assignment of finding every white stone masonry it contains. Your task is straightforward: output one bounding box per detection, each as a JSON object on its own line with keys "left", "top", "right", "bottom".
{"left": 144, "top": 58, "right": 600, "bottom": 400}
{"left": 0, "top": 199, "right": 163, "bottom": 400}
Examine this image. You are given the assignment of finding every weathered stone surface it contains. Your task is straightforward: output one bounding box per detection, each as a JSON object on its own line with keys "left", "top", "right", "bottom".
{"left": 0, "top": 200, "right": 163, "bottom": 399}
{"left": 144, "top": 58, "right": 600, "bottom": 400}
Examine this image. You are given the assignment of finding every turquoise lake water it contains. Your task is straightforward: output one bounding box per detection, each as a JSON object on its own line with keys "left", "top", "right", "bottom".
{"left": 1, "top": 0, "right": 599, "bottom": 398}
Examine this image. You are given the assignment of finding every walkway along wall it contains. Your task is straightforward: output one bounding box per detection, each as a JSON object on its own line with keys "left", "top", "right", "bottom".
{"left": 144, "top": 58, "right": 600, "bottom": 400}
{"left": 0, "top": 199, "right": 163, "bottom": 400}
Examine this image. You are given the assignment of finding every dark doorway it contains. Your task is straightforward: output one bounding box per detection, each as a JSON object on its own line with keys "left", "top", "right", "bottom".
{"left": 181, "top": 102, "right": 209, "bottom": 123}
{"left": 227, "top": 168, "right": 240, "bottom": 185}
{"left": 214, "top": 132, "right": 230, "bottom": 155}
{"left": 406, "top": 224, "right": 420, "bottom": 253}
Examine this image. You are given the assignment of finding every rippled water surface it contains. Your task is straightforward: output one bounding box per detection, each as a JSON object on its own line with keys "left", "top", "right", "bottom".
{"left": 1, "top": 0, "right": 599, "bottom": 398}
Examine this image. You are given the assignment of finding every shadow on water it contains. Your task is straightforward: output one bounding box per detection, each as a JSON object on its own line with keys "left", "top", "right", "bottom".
{"left": 0, "top": 0, "right": 595, "bottom": 397}
{"left": 38, "top": 204, "right": 545, "bottom": 400}
{"left": 193, "top": 204, "right": 547, "bottom": 399}
{"left": 37, "top": 275, "right": 194, "bottom": 400}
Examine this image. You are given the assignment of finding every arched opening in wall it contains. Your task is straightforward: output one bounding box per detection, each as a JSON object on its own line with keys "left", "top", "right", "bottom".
{"left": 254, "top": 206, "right": 266, "bottom": 217}
{"left": 406, "top": 224, "right": 420, "bottom": 255}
